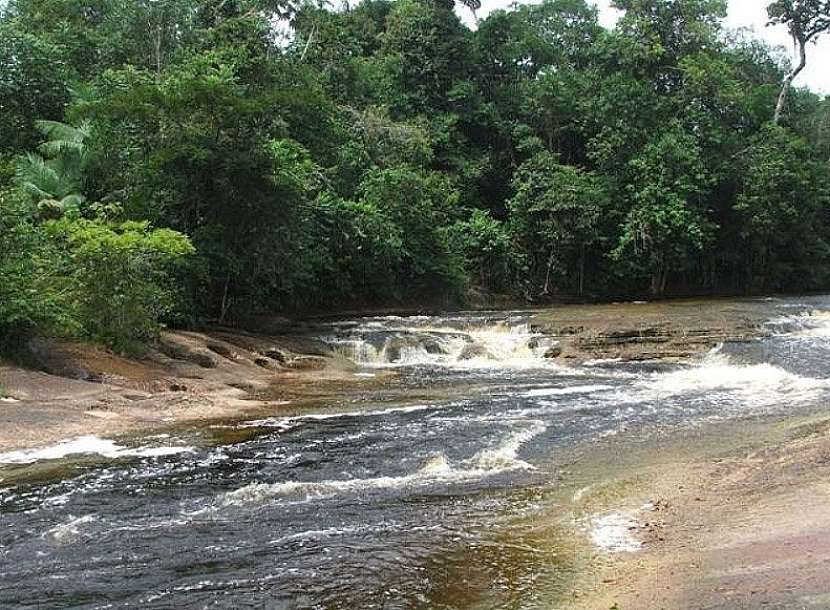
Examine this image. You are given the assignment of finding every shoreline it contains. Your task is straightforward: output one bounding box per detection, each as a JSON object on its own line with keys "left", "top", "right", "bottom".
{"left": 558, "top": 413, "right": 830, "bottom": 608}
{"left": 0, "top": 296, "right": 783, "bottom": 454}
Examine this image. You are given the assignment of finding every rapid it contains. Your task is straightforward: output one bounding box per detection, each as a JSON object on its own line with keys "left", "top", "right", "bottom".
{"left": 3, "top": 297, "right": 830, "bottom": 609}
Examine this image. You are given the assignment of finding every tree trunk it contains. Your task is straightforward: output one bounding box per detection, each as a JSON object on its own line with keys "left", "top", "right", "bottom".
{"left": 650, "top": 256, "right": 668, "bottom": 296}
{"left": 774, "top": 35, "right": 808, "bottom": 124}
{"left": 219, "top": 276, "right": 231, "bottom": 323}
{"left": 541, "top": 252, "right": 555, "bottom": 296}
{"left": 578, "top": 244, "right": 585, "bottom": 297}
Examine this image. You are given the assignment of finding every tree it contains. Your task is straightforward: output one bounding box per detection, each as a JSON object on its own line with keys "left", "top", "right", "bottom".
{"left": 735, "top": 123, "right": 830, "bottom": 290}
{"left": 0, "top": 188, "right": 72, "bottom": 346}
{"left": 357, "top": 165, "right": 466, "bottom": 299}
{"left": 767, "top": 0, "right": 830, "bottom": 123}
{"left": 613, "top": 124, "right": 714, "bottom": 295}
{"left": 448, "top": 209, "right": 512, "bottom": 292}
{"left": 508, "top": 149, "right": 608, "bottom": 296}
{"left": 46, "top": 218, "right": 195, "bottom": 352}
{"left": 0, "top": 21, "right": 73, "bottom": 154}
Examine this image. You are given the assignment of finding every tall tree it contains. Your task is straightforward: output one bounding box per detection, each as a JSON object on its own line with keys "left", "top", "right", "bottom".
{"left": 767, "top": 0, "right": 830, "bottom": 123}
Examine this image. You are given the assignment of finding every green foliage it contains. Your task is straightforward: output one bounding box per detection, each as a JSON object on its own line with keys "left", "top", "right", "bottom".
{"left": 0, "top": 19, "right": 73, "bottom": 154}
{"left": 735, "top": 123, "right": 830, "bottom": 290}
{"left": 0, "top": 188, "right": 73, "bottom": 346}
{"left": 509, "top": 151, "right": 609, "bottom": 296}
{"left": 1, "top": 0, "right": 830, "bottom": 350}
{"left": 448, "top": 210, "right": 513, "bottom": 293}
{"left": 313, "top": 194, "right": 404, "bottom": 303}
{"left": 46, "top": 218, "right": 194, "bottom": 352}
{"left": 357, "top": 166, "right": 466, "bottom": 299}
{"left": 15, "top": 119, "right": 91, "bottom": 219}
{"left": 614, "top": 124, "right": 714, "bottom": 295}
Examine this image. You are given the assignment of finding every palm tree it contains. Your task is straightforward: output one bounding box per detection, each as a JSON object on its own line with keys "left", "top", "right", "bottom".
{"left": 15, "top": 120, "right": 91, "bottom": 218}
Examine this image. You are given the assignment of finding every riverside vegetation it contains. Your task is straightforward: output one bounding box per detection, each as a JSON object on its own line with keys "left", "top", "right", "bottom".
{"left": 1, "top": 0, "right": 829, "bottom": 353}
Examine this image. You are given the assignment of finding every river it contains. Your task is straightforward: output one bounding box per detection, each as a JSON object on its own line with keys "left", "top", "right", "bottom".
{"left": 2, "top": 297, "right": 830, "bottom": 608}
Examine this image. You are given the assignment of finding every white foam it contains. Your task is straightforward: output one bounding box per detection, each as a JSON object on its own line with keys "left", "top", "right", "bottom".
{"left": 44, "top": 514, "right": 96, "bottom": 545}
{"left": 219, "top": 453, "right": 454, "bottom": 506}
{"left": 524, "top": 384, "right": 614, "bottom": 397}
{"left": 644, "top": 352, "right": 826, "bottom": 400}
{"left": 582, "top": 358, "right": 622, "bottom": 366}
{"left": 590, "top": 511, "right": 642, "bottom": 553}
{"left": 219, "top": 421, "right": 546, "bottom": 508}
{"left": 325, "top": 321, "right": 559, "bottom": 369}
{"left": 468, "top": 420, "right": 546, "bottom": 471}
{"left": 243, "top": 403, "right": 438, "bottom": 428}
{"left": 0, "top": 436, "right": 193, "bottom": 465}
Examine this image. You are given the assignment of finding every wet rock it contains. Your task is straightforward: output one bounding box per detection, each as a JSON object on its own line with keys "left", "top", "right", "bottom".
{"left": 157, "top": 333, "right": 219, "bottom": 369}
{"left": 543, "top": 345, "right": 562, "bottom": 358}
{"left": 286, "top": 356, "right": 328, "bottom": 370}
{"left": 421, "top": 338, "right": 446, "bottom": 355}
{"left": 383, "top": 336, "right": 426, "bottom": 362}
{"left": 527, "top": 337, "right": 540, "bottom": 350}
{"left": 253, "top": 356, "right": 274, "bottom": 369}
{"left": 206, "top": 343, "right": 237, "bottom": 360}
{"left": 263, "top": 348, "right": 287, "bottom": 363}
{"left": 458, "top": 344, "right": 492, "bottom": 360}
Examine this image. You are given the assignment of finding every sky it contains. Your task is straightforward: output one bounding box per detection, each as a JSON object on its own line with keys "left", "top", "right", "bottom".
{"left": 459, "top": 0, "right": 830, "bottom": 94}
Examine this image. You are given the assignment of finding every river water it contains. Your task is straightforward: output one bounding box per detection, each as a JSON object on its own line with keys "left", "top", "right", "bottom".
{"left": 3, "top": 297, "right": 830, "bottom": 608}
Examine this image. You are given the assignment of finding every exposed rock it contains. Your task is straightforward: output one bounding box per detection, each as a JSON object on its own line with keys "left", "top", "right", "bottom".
{"left": 458, "top": 343, "right": 492, "bottom": 360}
{"left": 422, "top": 338, "right": 446, "bottom": 355}
{"left": 157, "top": 333, "right": 219, "bottom": 369}
{"left": 286, "top": 355, "right": 329, "bottom": 370}
{"left": 206, "top": 343, "right": 236, "bottom": 360}
{"left": 263, "top": 348, "right": 287, "bottom": 363}
{"left": 543, "top": 345, "right": 563, "bottom": 358}
{"left": 254, "top": 356, "right": 275, "bottom": 369}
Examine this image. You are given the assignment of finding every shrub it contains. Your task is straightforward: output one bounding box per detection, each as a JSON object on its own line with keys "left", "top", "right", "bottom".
{"left": 46, "top": 218, "right": 194, "bottom": 352}
{"left": 0, "top": 188, "right": 72, "bottom": 349}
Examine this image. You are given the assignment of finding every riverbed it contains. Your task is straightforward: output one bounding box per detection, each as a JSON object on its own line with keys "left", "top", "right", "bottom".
{"left": 2, "top": 296, "right": 830, "bottom": 608}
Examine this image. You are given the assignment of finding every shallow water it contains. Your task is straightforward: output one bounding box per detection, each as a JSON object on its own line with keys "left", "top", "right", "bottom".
{"left": 2, "top": 297, "right": 830, "bottom": 608}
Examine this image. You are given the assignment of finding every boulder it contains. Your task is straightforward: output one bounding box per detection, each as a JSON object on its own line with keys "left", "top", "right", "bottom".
{"left": 458, "top": 343, "right": 492, "bottom": 360}
{"left": 543, "top": 345, "right": 563, "bottom": 359}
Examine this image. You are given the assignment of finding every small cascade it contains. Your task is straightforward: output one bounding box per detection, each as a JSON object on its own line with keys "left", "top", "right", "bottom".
{"left": 765, "top": 309, "right": 830, "bottom": 336}
{"left": 322, "top": 317, "right": 560, "bottom": 367}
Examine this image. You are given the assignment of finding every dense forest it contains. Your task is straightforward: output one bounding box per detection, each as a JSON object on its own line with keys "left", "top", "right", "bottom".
{"left": 1, "top": 0, "right": 829, "bottom": 351}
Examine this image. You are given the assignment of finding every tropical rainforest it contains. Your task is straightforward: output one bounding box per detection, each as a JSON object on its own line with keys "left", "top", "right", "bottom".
{"left": 1, "top": 0, "right": 829, "bottom": 351}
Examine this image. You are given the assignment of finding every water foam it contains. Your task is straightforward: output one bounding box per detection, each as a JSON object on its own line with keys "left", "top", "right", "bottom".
{"left": 218, "top": 421, "right": 546, "bottom": 508}
{"left": 468, "top": 420, "right": 546, "bottom": 471}
{"left": 43, "top": 514, "right": 97, "bottom": 545}
{"left": 524, "top": 384, "right": 614, "bottom": 398}
{"left": 0, "top": 436, "right": 193, "bottom": 465}
{"left": 242, "top": 403, "right": 439, "bottom": 428}
{"left": 325, "top": 320, "right": 558, "bottom": 368}
{"left": 589, "top": 511, "right": 643, "bottom": 553}
{"left": 643, "top": 350, "right": 826, "bottom": 401}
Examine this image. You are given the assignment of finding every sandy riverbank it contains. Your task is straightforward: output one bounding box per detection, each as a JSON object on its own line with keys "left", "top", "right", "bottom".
{"left": 561, "top": 414, "right": 830, "bottom": 609}
{"left": 0, "top": 327, "right": 363, "bottom": 451}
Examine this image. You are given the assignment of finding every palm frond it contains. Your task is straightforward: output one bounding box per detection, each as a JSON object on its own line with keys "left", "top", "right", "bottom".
{"left": 34, "top": 120, "right": 88, "bottom": 145}
{"left": 16, "top": 153, "right": 77, "bottom": 201}
{"left": 35, "top": 120, "right": 89, "bottom": 157}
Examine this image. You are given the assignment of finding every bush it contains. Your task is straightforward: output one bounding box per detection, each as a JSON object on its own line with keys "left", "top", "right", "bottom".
{"left": 46, "top": 218, "right": 194, "bottom": 353}
{"left": 0, "top": 189, "right": 72, "bottom": 349}
{"left": 313, "top": 194, "right": 404, "bottom": 304}
{"left": 448, "top": 209, "right": 513, "bottom": 293}
{"left": 357, "top": 166, "right": 467, "bottom": 300}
